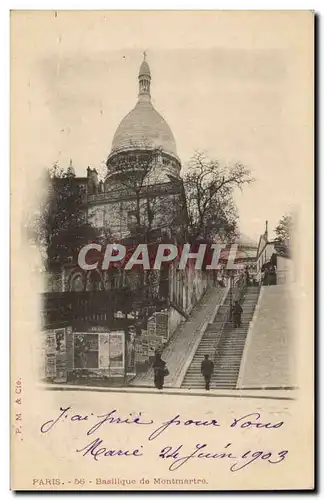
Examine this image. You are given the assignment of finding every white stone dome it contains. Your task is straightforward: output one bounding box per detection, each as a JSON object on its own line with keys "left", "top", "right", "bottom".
{"left": 109, "top": 54, "right": 178, "bottom": 160}
{"left": 111, "top": 100, "right": 178, "bottom": 157}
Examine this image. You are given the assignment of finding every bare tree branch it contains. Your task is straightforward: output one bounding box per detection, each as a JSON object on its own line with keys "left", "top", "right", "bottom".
{"left": 184, "top": 152, "right": 255, "bottom": 243}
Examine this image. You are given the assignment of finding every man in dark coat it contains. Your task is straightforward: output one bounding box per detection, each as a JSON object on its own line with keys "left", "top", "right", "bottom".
{"left": 232, "top": 300, "right": 243, "bottom": 328}
{"left": 153, "top": 353, "right": 167, "bottom": 390}
{"left": 245, "top": 266, "right": 250, "bottom": 286}
{"left": 201, "top": 354, "right": 214, "bottom": 390}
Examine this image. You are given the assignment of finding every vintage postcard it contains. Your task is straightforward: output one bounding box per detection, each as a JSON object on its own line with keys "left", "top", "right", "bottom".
{"left": 10, "top": 10, "right": 314, "bottom": 491}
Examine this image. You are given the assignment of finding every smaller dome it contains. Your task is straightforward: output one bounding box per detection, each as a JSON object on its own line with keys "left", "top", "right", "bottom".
{"left": 139, "top": 59, "right": 151, "bottom": 77}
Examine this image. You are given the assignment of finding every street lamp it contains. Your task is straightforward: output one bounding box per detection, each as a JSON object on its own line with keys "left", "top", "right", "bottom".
{"left": 229, "top": 269, "right": 234, "bottom": 321}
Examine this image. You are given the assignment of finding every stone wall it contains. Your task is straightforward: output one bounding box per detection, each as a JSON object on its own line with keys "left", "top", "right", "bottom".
{"left": 88, "top": 189, "right": 183, "bottom": 240}
{"left": 276, "top": 255, "right": 293, "bottom": 285}
{"left": 168, "top": 306, "right": 186, "bottom": 338}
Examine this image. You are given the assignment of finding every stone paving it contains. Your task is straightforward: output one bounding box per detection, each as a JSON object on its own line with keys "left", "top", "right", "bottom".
{"left": 43, "top": 382, "right": 297, "bottom": 401}
{"left": 129, "top": 286, "right": 227, "bottom": 388}
{"left": 237, "top": 285, "right": 294, "bottom": 389}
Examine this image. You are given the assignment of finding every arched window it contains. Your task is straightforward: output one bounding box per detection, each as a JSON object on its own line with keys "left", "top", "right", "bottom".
{"left": 124, "top": 270, "right": 141, "bottom": 290}
{"left": 109, "top": 267, "right": 121, "bottom": 289}
{"left": 159, "top": 265, "right": 169, "bottom": 299}
{"left": 69, "top": 273, "right": 84, "bottom": 292}
{"left": 86, "top": 270, "right": 104, "bottom": 291}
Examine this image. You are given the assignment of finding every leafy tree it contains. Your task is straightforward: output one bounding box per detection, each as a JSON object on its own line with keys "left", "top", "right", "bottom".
{"left": 274, "top": 214, "right": 293, "bottom": 255}
{"left": 31, "top": 163, "right": 99, "bottom": 271}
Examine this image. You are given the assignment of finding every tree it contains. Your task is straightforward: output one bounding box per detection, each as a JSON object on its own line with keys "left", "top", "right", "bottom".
{"left": 183, "top": 152, "right": 254, "bottom": 243}
{"left": 274, "top": 214, "right": 293, "bottom": 256}
{"left": 105, "top": 144, "right": 186, "bottom": 299}
{"left": 106, "top": 144, "right": 184, "bottom": 242}
{"left": 31, "top": 163, "right": 99, "bottom": 271}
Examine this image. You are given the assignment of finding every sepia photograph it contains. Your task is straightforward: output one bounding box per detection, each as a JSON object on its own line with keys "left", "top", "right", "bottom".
{"left": 10, "top": 10, "right": 314, "bottom": 491}
{"left": 35, "top": 48, "right": 296, "bottom": 393}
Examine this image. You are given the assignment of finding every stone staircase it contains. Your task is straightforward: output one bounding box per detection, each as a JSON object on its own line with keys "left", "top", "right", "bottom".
{"left": 181, "top": 286, "right": 260, "bottom": 390}
{"left": 130, "top": 286, "right": 227, "bottom": 388}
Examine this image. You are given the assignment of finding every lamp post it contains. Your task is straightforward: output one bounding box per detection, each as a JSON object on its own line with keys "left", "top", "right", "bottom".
{"left": 123, "top": 319, "right": 128, "bottom": 386}
{"left": 229, "top": 269, "right": 234, "bottom": 321}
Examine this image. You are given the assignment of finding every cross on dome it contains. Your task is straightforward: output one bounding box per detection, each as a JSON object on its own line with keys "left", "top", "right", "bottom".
{"left": 139, "top": 53, "right": 151, "bottom": 79}
{"left": 109, "top": 54, "right": 179, "bottom": 161}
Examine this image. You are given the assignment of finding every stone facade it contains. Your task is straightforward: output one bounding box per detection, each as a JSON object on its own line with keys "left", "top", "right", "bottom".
{"left": 42, "top": 55, "right": 211, "bottom": 384}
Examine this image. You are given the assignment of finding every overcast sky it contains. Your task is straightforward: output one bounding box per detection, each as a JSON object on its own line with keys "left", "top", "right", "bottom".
{"left": 14, "top": 11, "right": 312, "bottom": 242}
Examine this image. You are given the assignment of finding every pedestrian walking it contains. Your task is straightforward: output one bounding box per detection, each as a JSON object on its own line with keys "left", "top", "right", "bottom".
{"left": 232, "top": 300, "right": 243, "bottom": 328}
{"left": 201, "top": 354, "right": 214, "bottom": 390}
{"left": 245, "top": 266, "right": 250, "bottom": 286}
{"left": 153, "top": 352, "right": 168, "bottom": 390}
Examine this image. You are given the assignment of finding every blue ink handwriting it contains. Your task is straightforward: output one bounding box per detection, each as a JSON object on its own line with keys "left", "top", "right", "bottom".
{"left": 40, "top": 407, "right": 153, "bottom": 435}
{"left": 148, "top": 414, "right": 220, "bottom": 441}
{"left": 230, "top": 412, "right": 284, "bottom": 430}
{"left": 76, "top": 437, "right": 144, "bottom": 461}
{"left": 39, "top": 407, "right": 288, "bottom": 473}
{"left": 159, "top": 442, "right": 288, "bottom": 472}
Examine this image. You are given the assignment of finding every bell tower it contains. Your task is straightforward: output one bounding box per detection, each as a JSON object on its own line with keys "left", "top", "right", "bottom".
{"left": 138, "top": 51, "right": 151, "bottom": 101}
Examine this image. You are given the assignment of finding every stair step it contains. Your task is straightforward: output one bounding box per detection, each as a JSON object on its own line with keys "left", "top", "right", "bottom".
{"left": 181, "top": 287, "right": 260, "bottom": 390}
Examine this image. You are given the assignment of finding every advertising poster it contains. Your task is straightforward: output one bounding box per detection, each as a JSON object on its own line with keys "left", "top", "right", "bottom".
{"left": 44, "top": 330, "right": 56, "bottom": 353}
{"left": 44, "top": 353, "right": 56, "bottom": 379}
{"left": 54, "top": 328, "right": 66, "bottom": 354}
{"left": 109, "top": 332, "right": 124, "bottom": 376}
{"left": 155, "top": 312, "right": 169, "bottom": 340}
{"left": 126, "top": 329, "right": 136, "bottom": 374}
{"left": 147, "top": 315, "right": 156, "bottom": 336}
{"left": 54, "top": 329, "right": 67, "bottom": 381}
{"left": 42, "top": 330, "right": 56, "bottom": 380}
{"left": 98, "top": 333, "right": 110, "bottom": 369}
{"left": 73, "top": 333, "right": 99, "bottom": 369}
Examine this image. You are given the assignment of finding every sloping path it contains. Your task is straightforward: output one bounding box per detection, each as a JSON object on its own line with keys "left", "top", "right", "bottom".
{"left": 237, "top": 285, "right": 294, "bottom": 389}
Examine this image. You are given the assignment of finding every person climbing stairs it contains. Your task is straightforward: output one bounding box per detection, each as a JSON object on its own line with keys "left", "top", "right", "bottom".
{"left": 181, "top": 286, "right": 260, "bottom": 390}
